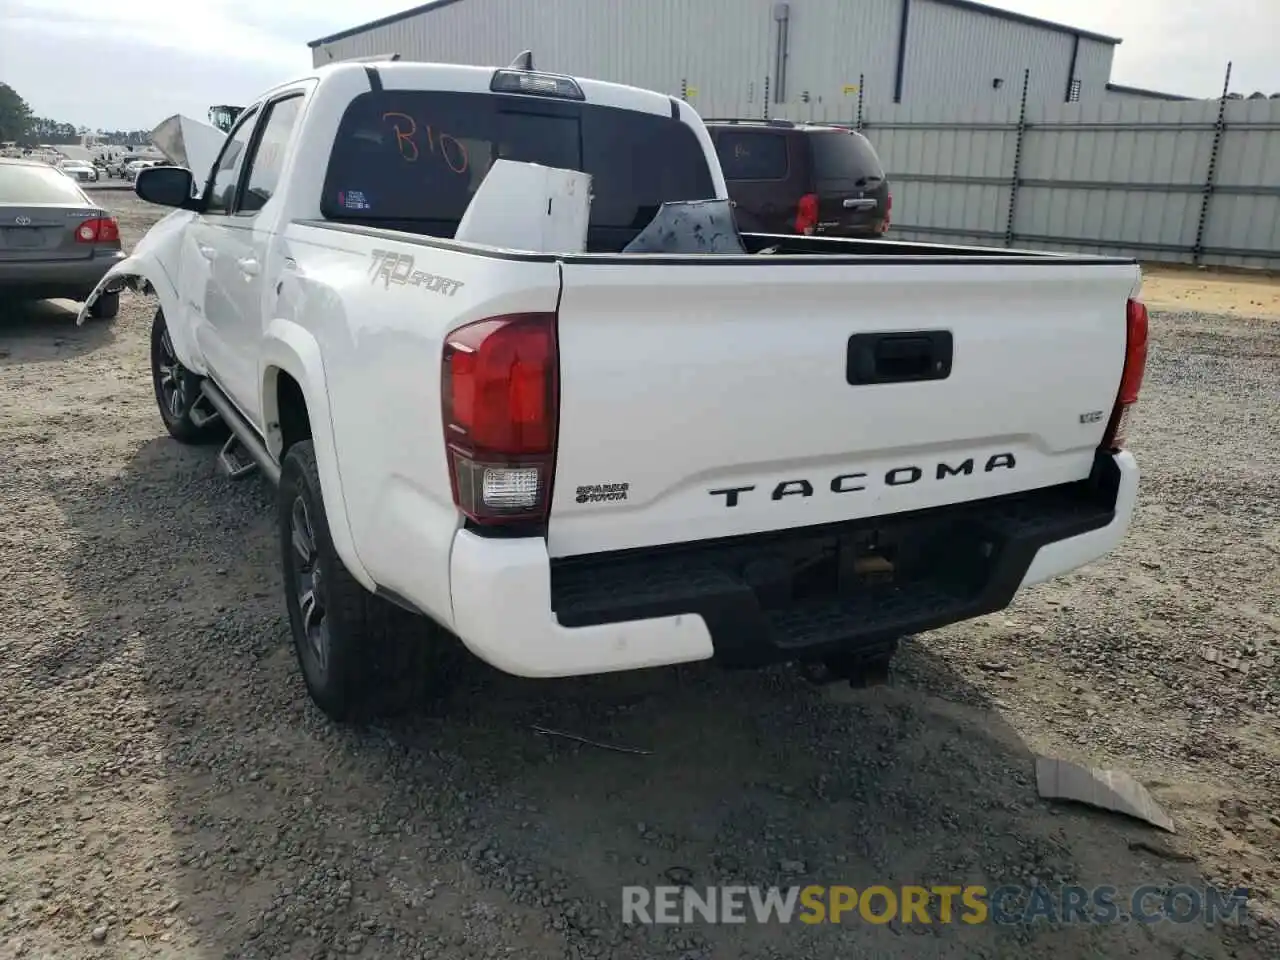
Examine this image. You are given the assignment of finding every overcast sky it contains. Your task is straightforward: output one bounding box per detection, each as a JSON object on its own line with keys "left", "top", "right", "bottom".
{"left": 2, "top": 0, "right": 1276, "bottom": 130}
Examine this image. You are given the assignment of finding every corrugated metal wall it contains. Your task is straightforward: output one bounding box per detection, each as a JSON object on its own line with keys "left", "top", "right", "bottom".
{"left": 310, "top": 1, "right": 1279, "bottom": 267}
{"left": 311, "top": 0, "right": 1116, "bottom": 115}
{"left": 857, "top": 96, "right": 1280, "bottom": 268}
{"left": 1201, "top": 99, "right": 1280, "bottom": 265}
{"left": 768, "top": 0, "right": 902, "bottom": 118}
{"left": 1071, "top": 38, "right": 1115, "bottom": 103}
{"left": 1103, "top": 87, "right": 1182, "bottom": 105}
{"left": 903, "top": 1, "right": 1073, "bottom": 107}
{"left": 310, "top": 0, "right": 777, "bottom": 112}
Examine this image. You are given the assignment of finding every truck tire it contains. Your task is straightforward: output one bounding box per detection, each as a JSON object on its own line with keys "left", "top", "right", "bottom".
{"left": 279, "top": 439, "right": 448, "bottom": 722}
{"left": 150, "top": 308, "right": 225, "bottom": 445}
{"left": 88, "top": 291, "right": 119, "bottom": 320}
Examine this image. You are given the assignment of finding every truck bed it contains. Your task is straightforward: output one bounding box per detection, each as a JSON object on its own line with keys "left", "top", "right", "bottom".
{"left": 739, "top": 232, "right": 1135, "bottom": 263}
{"left": 298, "top": 219, "right": 1134, "bottom": 265}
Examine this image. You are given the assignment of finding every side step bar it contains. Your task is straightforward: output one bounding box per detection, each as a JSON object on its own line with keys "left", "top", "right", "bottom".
{"left": 187, "top": 394, "right": 222, "bottom": 431}
{"left": 218, "top": 435, "right": 260, "bottom": 480}
{"left": 199, "top": 380, "right": 281, "bottom": 486}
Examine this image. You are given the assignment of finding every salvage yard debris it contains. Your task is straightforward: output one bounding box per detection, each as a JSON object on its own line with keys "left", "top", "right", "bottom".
{"left": 531, "top": 724, "right": 653, "bottom": 755}
{"left": 1035, "top": 756, "right": 1175, "bottom": 833}
{"left": 1201, "top": 645, "right": 1273, "bottom": 673}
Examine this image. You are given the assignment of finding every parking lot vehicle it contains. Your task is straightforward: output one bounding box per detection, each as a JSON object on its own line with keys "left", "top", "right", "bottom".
{"left": 0, "top": 158, "right": 125, "bottom": 317}
{"left": 61, "top": 160, "right": 100, "bottom": 183}
{"left": 79, "top": 58, "right": 1145, "bottom": 723}
{"left": 704, "top": 119, "right": 891, "bottom": 238}
{"left": 123, "top": 159, "right": 162, "bottom": 182}
{"left": 105, "top": 156, "right": 132, "bottom": 178}
{"left": 110, "top": 156, "right": 141, "bottom": 178}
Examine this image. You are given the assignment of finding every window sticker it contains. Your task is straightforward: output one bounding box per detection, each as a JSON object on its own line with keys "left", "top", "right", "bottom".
{"left": 338, "top": 189, "right": 371, "bottom": 211}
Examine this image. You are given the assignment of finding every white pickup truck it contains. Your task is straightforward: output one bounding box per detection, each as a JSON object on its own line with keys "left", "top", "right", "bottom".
{"left": 80, "top": 56, "right": 1147, "bottom": 723}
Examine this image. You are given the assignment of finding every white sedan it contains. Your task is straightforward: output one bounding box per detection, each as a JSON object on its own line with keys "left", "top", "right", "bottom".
{"left": 61, "top": 161, "right": 100, "bottom": 183}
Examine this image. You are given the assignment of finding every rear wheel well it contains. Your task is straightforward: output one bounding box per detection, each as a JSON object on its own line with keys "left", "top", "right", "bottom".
{"left": 276, "top": 372, "right": 311, "bottom": 454}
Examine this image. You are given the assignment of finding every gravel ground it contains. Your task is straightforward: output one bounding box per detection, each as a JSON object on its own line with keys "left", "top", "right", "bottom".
{"left": 1, "top": 194, "right": 1277, "bottom": 960}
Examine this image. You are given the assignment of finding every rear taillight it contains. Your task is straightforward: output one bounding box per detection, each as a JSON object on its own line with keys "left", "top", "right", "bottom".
{"left": 795, "top": 193, "right": 819, "bottom": 235}
{"left": 880, "top": 192, "right": 892, "bottom": 233}
{"left": 75, "top": 217, "right": 120, "bottom": 243}
{"left": 1101, "top": 298, "right": 1149, "bottom": 451}
{"left": 442, "top": 313, "right": 559, "bottom": 525}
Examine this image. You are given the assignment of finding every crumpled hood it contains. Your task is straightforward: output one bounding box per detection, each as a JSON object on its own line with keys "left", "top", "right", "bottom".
{"left": 150, "top": 114, "right": 226, "bottom": 176}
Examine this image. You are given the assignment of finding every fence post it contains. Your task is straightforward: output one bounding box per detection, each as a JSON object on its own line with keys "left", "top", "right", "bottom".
{"left": 1004, "top": 68, "right": 1030, "bottom": 247}
{"left": 1193, "top": 62, "right": 1232, "bottom": 266}
{"left": 856, "top": 73, "right": 865, "bottom": 130}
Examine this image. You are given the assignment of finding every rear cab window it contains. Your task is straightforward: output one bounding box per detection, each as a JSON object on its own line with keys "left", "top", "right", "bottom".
{"left": 808, "top": 130, "right": 885, "bottom": 187}
{"left": 321, "top": 90, "right": 717, "bottom": 249}
{"left": 713, "top": 130, "right": 789, "bottom": 180}
{"left": 0, "top": 163, "right": 90, "bottom": 204}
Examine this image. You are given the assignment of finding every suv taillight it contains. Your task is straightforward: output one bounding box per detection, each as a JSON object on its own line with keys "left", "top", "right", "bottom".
{"left": 795, "top": 193, "right": 819, "bottom": 235}
{"left": 75, "top": 217, "right": 120, "bottom": 243}
{"left": 1101, "top": 298, "right": 1149, "bottom": 451}
{"left": 441, "top": 313, "right": 559, "bottom": 525}
{"left": 880, "top": 192, "right": 892, "bottom": 233}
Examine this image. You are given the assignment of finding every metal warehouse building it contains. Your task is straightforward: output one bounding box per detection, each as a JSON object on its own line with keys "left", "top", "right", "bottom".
{"left": 308, "top": 0, "right": 1174, "bottom": 117}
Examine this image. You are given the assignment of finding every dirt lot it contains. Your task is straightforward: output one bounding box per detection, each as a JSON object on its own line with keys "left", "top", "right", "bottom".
{"left": 1, "top": 194, "right": 1278, "bottom": 960}
{"left": 1140, "top": 266, "right": 1280, "bottom": 322}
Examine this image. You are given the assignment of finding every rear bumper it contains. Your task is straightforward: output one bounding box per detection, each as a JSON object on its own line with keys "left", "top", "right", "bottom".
{"left": 0, "top": 251, "right": 127, "bottom": 300}
{"left": 448, "top": 450, "right": 1138, "bottom": 678}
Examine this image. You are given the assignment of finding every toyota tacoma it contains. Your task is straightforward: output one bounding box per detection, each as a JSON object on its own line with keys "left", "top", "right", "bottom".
{"left": 79, "top": 56, "right": 1146, "bottom": 722}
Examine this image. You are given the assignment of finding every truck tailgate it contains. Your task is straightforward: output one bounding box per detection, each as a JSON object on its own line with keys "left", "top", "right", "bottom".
{"left": 547, "top": 259, "right": 1139, "bottom": 559}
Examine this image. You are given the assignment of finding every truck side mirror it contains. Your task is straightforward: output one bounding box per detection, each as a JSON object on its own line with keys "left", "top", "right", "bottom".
{"left": 135, "top": 165, "right": 202, "bottom": 211}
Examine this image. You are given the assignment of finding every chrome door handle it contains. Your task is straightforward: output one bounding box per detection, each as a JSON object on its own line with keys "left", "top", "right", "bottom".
{"left": 237, "top": 257, "right": 260, "bottom": 277}
{"left": 197, "top": 244, "right": 217, "bottom": 261}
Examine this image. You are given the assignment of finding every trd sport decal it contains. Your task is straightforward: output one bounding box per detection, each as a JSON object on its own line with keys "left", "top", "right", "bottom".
{"left": 576, "top": 483, "right": 630, "bottom": 504}
{"left": 368, "top": 249, "right": 464, "bottom": 297}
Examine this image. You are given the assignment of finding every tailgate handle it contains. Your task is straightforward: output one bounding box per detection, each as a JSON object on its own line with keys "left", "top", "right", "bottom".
{"left": 847, "top": 331, "right": 953, "bottom": 385}
{"left": 843, "top": 198, "right": 877, "bottom": 210}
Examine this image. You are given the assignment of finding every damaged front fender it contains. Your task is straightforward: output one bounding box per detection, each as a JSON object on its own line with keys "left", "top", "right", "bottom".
{"left": 75, "top": 208, "right": 201, "bottom": 369}
{"left": 76, "top": 256, "right": 157, "bottom": 326}
{"left": 77, "top": 207, "right": 192, "bottom": 326}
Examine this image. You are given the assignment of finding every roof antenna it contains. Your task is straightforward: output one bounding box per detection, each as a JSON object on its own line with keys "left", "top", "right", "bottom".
{"left": 509, "top": 50, "right": 534, "bottom": 70}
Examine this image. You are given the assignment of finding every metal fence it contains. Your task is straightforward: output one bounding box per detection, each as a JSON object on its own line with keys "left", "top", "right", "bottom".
{"left": 687, "top": 72, "right": 1280, "bottom": 268}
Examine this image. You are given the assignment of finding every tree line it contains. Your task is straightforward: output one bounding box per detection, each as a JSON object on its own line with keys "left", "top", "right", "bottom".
{"left": 0, "top": 82, "right": 149, "bottom": 147}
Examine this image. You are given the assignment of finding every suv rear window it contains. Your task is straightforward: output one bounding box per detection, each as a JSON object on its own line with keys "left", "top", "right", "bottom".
{"left": 322, "top": 90, "right": 717, "bottom": 243}
{"left": 0, "top": 163, "right": 90, "bottom": 204}
{"left": 809, "top": 130, "right": 885, "bottom": 186}
{"left": 714, "top": 130, "right": 789, "bottom": 180}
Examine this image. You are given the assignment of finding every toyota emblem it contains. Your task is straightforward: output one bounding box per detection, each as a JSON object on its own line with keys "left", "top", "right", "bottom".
{"left": 14, "top": 216, "right": 32, "bottom": 226}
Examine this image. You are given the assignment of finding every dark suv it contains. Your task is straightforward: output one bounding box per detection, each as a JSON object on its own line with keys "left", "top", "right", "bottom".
{"left": 704, "top": 119, "right": 891, "bottom": 238}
